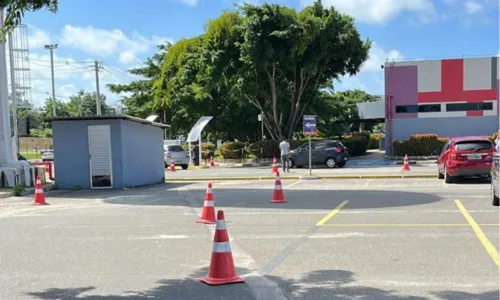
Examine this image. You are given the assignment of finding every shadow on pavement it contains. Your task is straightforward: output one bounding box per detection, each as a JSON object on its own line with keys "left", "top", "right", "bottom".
{"left": 25, "top": 267, "right": 499, "bottom": 300}
{"left": 99, "top": 183, "right": 443, "bottom": 210}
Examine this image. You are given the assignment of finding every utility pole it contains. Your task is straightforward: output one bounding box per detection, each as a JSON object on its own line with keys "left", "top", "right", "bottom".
{"left": 44, "top": 44, "right": 57, "bottom": 117}
{"left": 94, "top": 61, "right": 101, "bottom": 115}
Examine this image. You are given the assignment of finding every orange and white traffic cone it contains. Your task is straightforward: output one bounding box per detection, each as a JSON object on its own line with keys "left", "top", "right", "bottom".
{"left": 33, "top": 175, "right": 48, "bottom": 205}
{"left": 270, "top": 171, "right": 287, "bottom": 203}
{"left": 402, "top": 154, "right": 410, "bottom": 171}
{"left": 200, "top": 210, "right": 244, "bottom": 286}
{"left": 196, "top": 183, "right": 216, "bottom": 224}
{"left": 210, "top": 157, "right": 215, "bottom": 167}
{"left": 169, "top": 160, "right": 176, "bottom": 172}
{"left": 271, "top": 156, "right": 278, "bottom": 173}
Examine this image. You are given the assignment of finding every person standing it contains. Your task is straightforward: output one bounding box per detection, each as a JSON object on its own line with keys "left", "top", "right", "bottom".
{"left": 279, "top": 137, "right": 290, "bottom": 172}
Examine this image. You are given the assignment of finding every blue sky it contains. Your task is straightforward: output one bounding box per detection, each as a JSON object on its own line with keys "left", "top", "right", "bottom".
{"left": 14, "top": 0, "right": 500, "bottom": 108}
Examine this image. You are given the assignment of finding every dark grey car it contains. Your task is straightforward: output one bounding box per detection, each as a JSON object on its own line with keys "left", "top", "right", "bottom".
{"left": 492, "top": 152, "right": 499, "bottom": 206}
{"left": 289, "top": 140, "right": 349, "bottom": 169}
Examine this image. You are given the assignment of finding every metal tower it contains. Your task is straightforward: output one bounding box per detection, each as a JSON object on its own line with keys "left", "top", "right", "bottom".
{"left": 8, "top": 24, "right": 32, "bottom": 110}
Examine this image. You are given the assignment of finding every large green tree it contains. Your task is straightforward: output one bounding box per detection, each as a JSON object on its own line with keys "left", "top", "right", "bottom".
{"left": 0, "top": 0, "right": 58, "bottom": 41}
{"left": 66, "top": 90, "right": 110, "bottom": 116}
{"left": 165, "top": 1, "right": 371, "bottom": 140}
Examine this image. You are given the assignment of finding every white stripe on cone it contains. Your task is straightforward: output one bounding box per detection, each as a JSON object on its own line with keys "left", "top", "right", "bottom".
{"left": 213, "top": 242, "right": 231, "bottom": 253}
{"left": 207, "top": 188, "right": 212, "bottom": 193}
{"left": 203, "top": 201, "right": 214, "bottom": 207}
{"left": 35, "top": 188, "right": 44, "bottom": 193}
{"left": 216, "top": 220, "right": 227, "bottom": 230}
{"left": 274, "top": 185, "right": 282, "bottom": 190}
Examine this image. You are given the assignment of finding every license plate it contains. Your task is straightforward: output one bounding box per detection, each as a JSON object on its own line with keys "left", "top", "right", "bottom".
{"left": 467, "top": 154, "right": 482, "bottom": 160}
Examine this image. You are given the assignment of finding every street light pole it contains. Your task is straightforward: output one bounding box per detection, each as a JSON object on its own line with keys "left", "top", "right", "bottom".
{"left": 44, "top": 44, "right": 57, "bottom": 117}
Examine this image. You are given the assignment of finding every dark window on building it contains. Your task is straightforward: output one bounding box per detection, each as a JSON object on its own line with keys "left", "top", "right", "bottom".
{"left": 418, "top": 104, "right": 441, "bottom": 112}
{"left": 446, "top": 102, "right": 493, "bottom": 112}
{"left": 395, "top": 105, "right": 418, "bottom": 113}
{"left": 395, "top": 104, "right": 441, "bottom": 113}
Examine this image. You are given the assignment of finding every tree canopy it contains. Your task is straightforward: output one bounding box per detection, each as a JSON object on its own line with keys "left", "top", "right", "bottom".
{"left": 0, "top": 0, "right": 58, "bottom": 42}
{"left": 153, "top": 0, "right": 371, "bottom": 140}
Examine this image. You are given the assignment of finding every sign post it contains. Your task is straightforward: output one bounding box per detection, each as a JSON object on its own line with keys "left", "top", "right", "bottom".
{"left": 303, "top": 115, "right": 317, "bottom": 176}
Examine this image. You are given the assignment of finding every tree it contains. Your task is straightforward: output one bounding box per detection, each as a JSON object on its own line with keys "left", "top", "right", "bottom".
{"left": 0, "top": 0, "right": 58, "bottom": 42}
{"left": 67, "top": 90, "right": 110, "bottom": 116}
{"left": 43, "top": 97, "right": 69, "bottom": 117}
{"left": 152, "top": 35, "right": 261, "bottom": 141}
{"left": 195, "top": 1, "right": 371, "bottom": 140}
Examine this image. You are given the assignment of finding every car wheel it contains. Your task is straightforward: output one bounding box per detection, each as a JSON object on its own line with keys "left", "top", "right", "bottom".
{"left": 325, "top": 158, "right": 336, "bottom": 168}
{"left": 492, "top": 185, "right": 499, "bottom": 206}
{"left": 437, "top": 165, "right": 444, "bottom": 179}
{"left": 181, "top": 164, "right": 189, "bottom": 170}
{"left": 444, "top": 166, "right": 454, "bottom": 183}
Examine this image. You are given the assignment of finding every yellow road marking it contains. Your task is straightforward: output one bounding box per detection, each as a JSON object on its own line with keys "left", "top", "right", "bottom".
{"left": 455, "top": 199, "right": 500, "bottom": 268}
{"left": 316, "top": 201, "right": 349, "bottom": 226}
{"left": 285, "top": 180, "right": 302, "bottom": 189}
{"left": 362, "top": 179, "right": 372, "bottom": 189}
{"left": 320, "top": 223, "right": 500, "bottom": 227}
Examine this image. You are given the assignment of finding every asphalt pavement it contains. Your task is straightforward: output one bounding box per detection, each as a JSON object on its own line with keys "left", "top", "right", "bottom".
{"left": 0, "top": 177, "right": 498, "bottom": 299}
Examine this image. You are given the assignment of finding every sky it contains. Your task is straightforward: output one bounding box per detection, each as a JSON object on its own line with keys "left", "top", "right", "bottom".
{"left": 9, "top": 0, "right": 500, "bottom": 108}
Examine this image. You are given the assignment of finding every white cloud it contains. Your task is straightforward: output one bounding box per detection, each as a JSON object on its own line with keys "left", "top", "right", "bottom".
{"left": 118, "top": 50, "right": 138, "bottom": 64}
{"left": 301, "top": 0, "right": 437, "bottom": 24}
{"left": 335, "top": 42, "right": 403, "bottom": 95}
{"left": 178, "top": 0, "right": 199, "bottom": 6}
{"left": 464, "top": 0, "right": 484, "bottom": 14}
{"left": 25, "top": 25, "right": 53, "bottom": 49}
{"left": 58, "top": 25, "right": 173, "bottom": 66}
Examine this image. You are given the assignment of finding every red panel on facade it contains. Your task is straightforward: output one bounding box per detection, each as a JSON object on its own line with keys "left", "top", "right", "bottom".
{"left": 466, "top": 110, "right": 483, "bottom": 117}
{"left": 418, "top": 59, "right": 497, "bottom": 104}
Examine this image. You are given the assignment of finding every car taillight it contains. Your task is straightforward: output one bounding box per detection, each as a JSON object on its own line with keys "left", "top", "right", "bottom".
{"left": 450, "top": 151, "right": 464, "bottom": 161}
{"left": 167, "top": 153, "right": 172, "bottom": 158}
{"left": 333, "top": 147, "right": 342, "bottom": 153}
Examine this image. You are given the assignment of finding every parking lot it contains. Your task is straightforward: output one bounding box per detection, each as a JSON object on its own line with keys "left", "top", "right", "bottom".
{"left": 0, "top": 177, "right": 498, "bottom": 299}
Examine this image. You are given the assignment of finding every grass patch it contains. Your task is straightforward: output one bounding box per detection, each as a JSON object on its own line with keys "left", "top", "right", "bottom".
{"left": 20, "top": 152, "right": 41, "bottom": 159}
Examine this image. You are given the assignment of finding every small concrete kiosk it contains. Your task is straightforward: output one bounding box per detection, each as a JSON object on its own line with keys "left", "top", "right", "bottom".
{"left": 47, "top": 115, "right": 169, "bottom": 190}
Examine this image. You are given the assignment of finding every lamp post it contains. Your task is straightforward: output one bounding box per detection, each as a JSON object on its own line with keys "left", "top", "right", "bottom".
{"left": 44, "top": 44, "right": 57, "bottom": 116}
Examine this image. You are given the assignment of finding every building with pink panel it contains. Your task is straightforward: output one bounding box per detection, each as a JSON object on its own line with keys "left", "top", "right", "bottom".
{"left": 384, "top": 56, "right": 499, "bottom": 154}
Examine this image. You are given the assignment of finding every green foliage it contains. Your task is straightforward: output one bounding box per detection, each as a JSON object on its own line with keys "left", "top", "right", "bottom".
{"left": 30, "top": 128, "right": 52, "bottom": 138}
{"left": 43, "top": 90, "right": 110, "bottom": 117}
{"left": 341, "top": 137, "right": 367, "bottom": 157}
{"left": 0, "top": 0, "right": 58, "bottom": 42}
{"left": 13, "top": 184, "right": 25, "bottom": 196}
{"left": 392, "top": 134, "right": 448, "bottom": 156}
{"left": 220, "top": 142, "right": 247, "bottom": 159}
{"left": 248, "top": 140, "right": 280, "bottom": 158}
{"left": 154, "top": 1, "right": 370, "bottom": 140}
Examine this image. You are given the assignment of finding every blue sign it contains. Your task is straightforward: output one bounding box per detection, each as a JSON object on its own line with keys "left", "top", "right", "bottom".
{"left": 303, "top": 115, "right": 317, "bottom": 136}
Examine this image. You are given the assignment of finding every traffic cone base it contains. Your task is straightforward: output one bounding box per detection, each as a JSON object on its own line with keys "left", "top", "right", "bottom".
{"left": 200, "top": 210, "right": 244, "bottom": 286}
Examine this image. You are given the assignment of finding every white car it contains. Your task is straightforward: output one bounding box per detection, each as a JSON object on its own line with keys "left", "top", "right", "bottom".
{"left": 164, "top": 145, "right": 189, "bottom": 170}
{"left": 41, "top": 150, "right": 54, "bottom": 162}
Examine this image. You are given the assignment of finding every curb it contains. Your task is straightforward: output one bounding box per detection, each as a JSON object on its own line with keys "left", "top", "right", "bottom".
{"left": 165, "top": 174, "right": 437, "bottom": 181}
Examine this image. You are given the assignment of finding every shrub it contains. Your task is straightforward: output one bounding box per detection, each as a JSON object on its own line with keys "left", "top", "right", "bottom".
{"left": 341, "top": 137, "right": 368, "bottom": 157}
{"left": 248, "top": 140, "right": 280, "bottom": 158}
{"left": 368, "top": 133, "right": 383, "bottom": 150}
{"left": 220, "top": 142, "right": 246, "bottom": 159}
{"left": 201, "top": 143, "right": 216, "bottom": 159}
{"left": 392, "top": 133, "right": 447, "bottom": 156}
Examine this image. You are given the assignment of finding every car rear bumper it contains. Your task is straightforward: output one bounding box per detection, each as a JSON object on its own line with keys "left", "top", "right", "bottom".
{"left": 448, "top": 164, "right": 491, "bottom": 177}
{"left": 166, "top": 158, "right": 189, "bottom": 165}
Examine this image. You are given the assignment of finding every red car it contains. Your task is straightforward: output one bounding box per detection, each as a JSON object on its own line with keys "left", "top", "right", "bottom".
{"left": 435, "top": 136, "right": 495, "bottom": 183}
